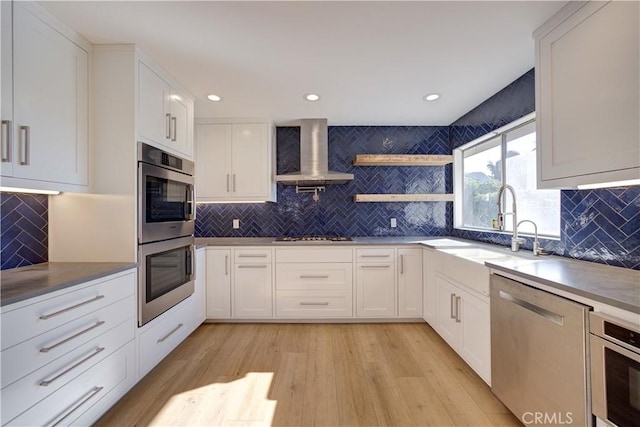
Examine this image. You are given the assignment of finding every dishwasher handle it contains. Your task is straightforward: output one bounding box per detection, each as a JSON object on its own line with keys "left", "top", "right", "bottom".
{"left": 499, "top": 290, "right": 564, "bottom": 326}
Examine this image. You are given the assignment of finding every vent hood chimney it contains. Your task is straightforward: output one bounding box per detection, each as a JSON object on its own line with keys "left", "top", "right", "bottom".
{"left": 275, "top": 119, "right": 354, "bottom": 185}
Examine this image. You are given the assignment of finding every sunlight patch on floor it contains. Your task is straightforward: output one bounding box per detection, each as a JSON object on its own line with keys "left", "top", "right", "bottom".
{"left": 148, "top": 372, "right": 277, "bottom": 426}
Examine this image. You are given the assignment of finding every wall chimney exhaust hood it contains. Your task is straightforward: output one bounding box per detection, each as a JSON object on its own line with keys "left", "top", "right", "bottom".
{"left": 275, "top": 119, "right": 354, "bottom": 185}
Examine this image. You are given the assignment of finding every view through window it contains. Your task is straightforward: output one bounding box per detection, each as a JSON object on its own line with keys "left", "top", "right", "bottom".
{"left": 457, "top": 118, "right": 560, "bottom": 237}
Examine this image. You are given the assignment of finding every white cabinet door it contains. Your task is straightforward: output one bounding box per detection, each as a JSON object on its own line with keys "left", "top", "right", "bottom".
{"left": 231, "top": 123, "right": 270, "bottom": 198}
{"left": 397, "top": 248, "right": 423, "bottom": 317}
{"left": 195, "top": 124, "right": 232, "bottom": 200}
{"left": 422, "top": 248, "right": 436, "bottom": 326}
{"left": 536, "top": 1, "right": 640, "bottom": 188}
{"left": 169, "top": 88, "right": 193, "bottom": 157}
{"left": 356, "top": 262, "right": 395, "bottom": 317}
{"left": 8, "top": 2, "right": 88, "bottom": 186}
{"left": 206, "top": 249, "right": 231, "bottom": 319}
{"left": 234, "top": 261, "right": 273, "bottom": 318}
{"left": 459, "top": 290, "right": 491, "bottom": 384}
{"left": 434, "top": 275, "right": 459, "bottom": 349}
{"left": 138, "top": 62, "right": 171, "bottom": 147}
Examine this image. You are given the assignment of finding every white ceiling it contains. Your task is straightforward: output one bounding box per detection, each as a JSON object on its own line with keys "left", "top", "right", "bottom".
{"left": 41, "top": 1, "right": 566, "bottom": 126}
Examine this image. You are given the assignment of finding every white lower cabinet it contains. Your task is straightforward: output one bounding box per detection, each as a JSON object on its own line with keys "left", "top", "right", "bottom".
{"left": 206, "top": 248, "right": 232, "bottom": 319}
{"left": 0, "top": 270, "right": 137, "bottom": 426}
{"left": 422, "top": 248, "right": 437, "bottom": 326}
{"left": 233, "top": 249, "right": 273, "bottom": 318}
{"left": 191, "top": 248, "right": 207, "bottom": 328}
{"left": 356, "top": 248, "right": 396, "bottom": 317}
{"left": 434, "top": 273, "right": 491, "bottom": 384}
{"left": 397, "top": 248, "right": 423, "bottom": 317}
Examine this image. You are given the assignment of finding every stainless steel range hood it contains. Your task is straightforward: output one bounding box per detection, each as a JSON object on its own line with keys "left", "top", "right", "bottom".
{"left": 275, "top": 119, "right": 354, "bottom": 185}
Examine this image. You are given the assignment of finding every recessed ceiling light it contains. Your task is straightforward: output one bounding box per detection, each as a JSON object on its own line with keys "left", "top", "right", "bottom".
{"left": 207, "top": 94, "right": 222, "bottom": 102}
{"left": 304, "top": 93, "right": 320, "bottom": 102}
{"left": 424, "top": 93, "right": 440, "bottom": 101}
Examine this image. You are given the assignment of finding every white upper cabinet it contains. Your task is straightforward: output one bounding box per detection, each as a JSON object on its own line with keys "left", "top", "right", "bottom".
{"left": 137, "top": 60, "right": 194, "bottom": 158}
{"left": 1, "top": 1, "right": 89, "bottom": 191}
{"left": 195, "top": 120, "right": 276, "bottom": 202}
{"left": 535, "top": 1, "right": 640, "bottom": 188}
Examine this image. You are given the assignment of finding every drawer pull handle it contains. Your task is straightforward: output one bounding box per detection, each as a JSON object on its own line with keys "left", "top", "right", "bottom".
{"left": 300, "top": 274, "right": 329, "bottom": 279}
{"left": 50, "top": 386, "right": 104, "bottom": 427}
{"left": 360, "top": 254, "right": 391, "bottom": 258}
{"left": 360, "top": 265, "right": 391, "bottom": 269}
{"left": 157, "top": 323, "right": 183, "bottom": 343}
{"left": 300, "top": 302, "right": 330, "bottom": 306}
{"left": 238, "top": 265, "right": 267, "bottom": 269}
{"left": 40, "top": 321, "right": 106, "bottom": 353}
{"left": 39, "top": 295, "right": 105, "bottom": 320}
{"left": 238, "top": 254, "right": 268, "bottom": 258}
{"left": 40, "top": 347, "right": 105, "bottom": 387}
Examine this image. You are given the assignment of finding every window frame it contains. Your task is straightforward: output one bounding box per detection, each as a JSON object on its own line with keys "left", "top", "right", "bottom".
{"left": 453, "top": 112, "right": 560, "bottom": 239}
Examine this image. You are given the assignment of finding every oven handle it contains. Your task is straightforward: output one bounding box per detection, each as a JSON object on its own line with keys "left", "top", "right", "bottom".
{"left": 185, "top": 184, "right": 195, "bottom": 220}
{"left": 186, "top": 244, "right": 195, "bottom": 279}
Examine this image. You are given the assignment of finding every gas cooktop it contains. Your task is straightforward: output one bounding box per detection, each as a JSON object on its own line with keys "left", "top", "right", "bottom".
{"left": 273, "top": 235, "right": 353, "bottom": 242}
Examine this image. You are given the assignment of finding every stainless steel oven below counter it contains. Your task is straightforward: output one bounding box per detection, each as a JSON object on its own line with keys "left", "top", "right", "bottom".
{"left": 138, "top": 142, "right": 195, "bottom": 245}
{"left": 590, "top": 312, "right": 640, "bottom": 427}
{"left": 138, "top": 236, "right": 195, "bottom": 327}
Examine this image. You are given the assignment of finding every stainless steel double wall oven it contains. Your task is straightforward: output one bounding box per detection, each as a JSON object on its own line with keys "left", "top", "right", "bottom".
{"left": 137, "top": 142, "right": 195, "bottom": 326}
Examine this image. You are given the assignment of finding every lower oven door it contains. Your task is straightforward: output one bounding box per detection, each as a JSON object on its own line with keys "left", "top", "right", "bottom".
{"left": 138, "top": 236, "right": 195, "bottom": 326}
{"left": 590, "top": 334, "right": 640, "bottom": 427}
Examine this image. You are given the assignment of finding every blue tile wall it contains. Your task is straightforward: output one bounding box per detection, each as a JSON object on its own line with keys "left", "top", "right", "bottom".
{"left": 1, "top": 193, "right": 48, "bottom": 270}
{"left": 196, "top": 126, "right": 452, "bottom": 238}
{"left": 448, "top": 68, "right": 640, "bottom": 270}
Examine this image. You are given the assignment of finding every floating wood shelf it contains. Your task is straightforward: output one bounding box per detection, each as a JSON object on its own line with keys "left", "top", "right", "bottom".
{"left": 353, "top": 194, "right": 454, "bottom": 203}
{"left": 352, "top": 154, "right": 453, "bottom": 166}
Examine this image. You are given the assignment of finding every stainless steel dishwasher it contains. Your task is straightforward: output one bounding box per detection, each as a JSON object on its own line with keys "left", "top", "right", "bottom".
{"left": 490, "top": 274, "right": 592, "bottom": 426}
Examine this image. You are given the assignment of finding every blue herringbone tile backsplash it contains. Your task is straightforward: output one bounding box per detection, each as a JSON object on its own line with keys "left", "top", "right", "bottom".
{"left": 196, "top": 126, "right": 452, "bottom": 238}
{"left": 1, "top": 193, "right": 48, "bottom": 270}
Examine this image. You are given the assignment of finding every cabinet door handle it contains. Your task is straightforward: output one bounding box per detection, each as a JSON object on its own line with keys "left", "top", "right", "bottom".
{"left": 225, "top": 255, "right": 229, "bottom": 275}
{"left": 300, "top": 274, "right": 329, "bottom": 279}
{"left": 49, "top": 386, "right": 104, "bottom": 427}
{"left": 157, "top": 323, "right": 183, "bottom": 343}
{"left": 360, "top": 254, "right": 390, "bottom": 258}
{"left": 300, "top": 302, "right": 329, "bottom": 306}
{"left": 226, "top": 174, "right": 230, "bottom": 192}
{"left": 39, "top": 295, "right": 105, "bottom": 320}
{"left": 171, "top": 116, "right": 177, "bottom": 141}
{"left": 40, "top": 347, "right": 105, "bottom": 387}
{"left": 238, "top": 254, "right": 267, "bottom": 258}
{"left": 450, "top": 293, "right": 456, "bottom": 319}
{"left": 165, "top": 113, "right": 172, "bottom": 139}
{"left": 1, "top": 120, "right": 11, "bottom": 162}
{"left": 400, "top": 255, "right": 404, "bottom": 274}
{"left": 40, "top": 321, "right": 106, "bottom": 353}
{"left": 359, "top": 265, "right": 391, "bottom": 269}
{"left": 238, "top": 264, "right": 267, "bottom": 269}
{"left": 233, "top": 174, "right": 237, "bottom": 192}
{"left": 455, "top": 296, "right": 461, "bottom": 323}
{"left": 19, "top": 125, "right": 30, "bottom": 165}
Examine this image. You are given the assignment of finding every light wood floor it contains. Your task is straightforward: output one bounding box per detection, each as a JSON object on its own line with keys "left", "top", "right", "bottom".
{"left": 96, "top": 323, "right": 521, "bottom": 427}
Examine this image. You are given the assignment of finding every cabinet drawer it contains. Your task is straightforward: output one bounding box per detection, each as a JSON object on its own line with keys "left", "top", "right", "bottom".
{"left": 1, "top": 296, "right": 134, "bottom": 389}
{"left": 137, "top": 300, "right": 190, "bottom": 378}
{"left": 276, "top": 263, "right": 352, "bottom": 291}
{"left": 276, "top": 291, "right": 352, "bottom": 318}
{"left": 1, "top": 272, "right": 135, "bottom": 351}
{"left": 275, "top": 248, "right": 352, "bottom": 263}
{"left": 5, "top": 340, "right": 135, "bottom": 427}
{"left": 356, "top": 248, "right": 395, "bottom": 262}
{"left": 1, "top": 319, "right": 133, "bottom": 423}
{"left": 234, "top": 249, "right": 272, "bottom": 263}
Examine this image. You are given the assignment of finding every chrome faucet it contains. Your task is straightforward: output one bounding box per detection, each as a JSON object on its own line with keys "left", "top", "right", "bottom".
{"left": 494, "top": 184, "right": 523, "bottom": 251}
{"left": 517, "top": 220, "right": 543, "bottom": 256}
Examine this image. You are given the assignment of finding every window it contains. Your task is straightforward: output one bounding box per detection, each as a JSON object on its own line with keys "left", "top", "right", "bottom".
{"left": 454, "top": 114, "right": 560, "bottom": 237}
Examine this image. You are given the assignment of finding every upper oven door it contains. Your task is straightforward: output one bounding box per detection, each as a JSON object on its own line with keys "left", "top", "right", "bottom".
{"left": 139, "top": 161, "right": 195, "bottom": 244}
